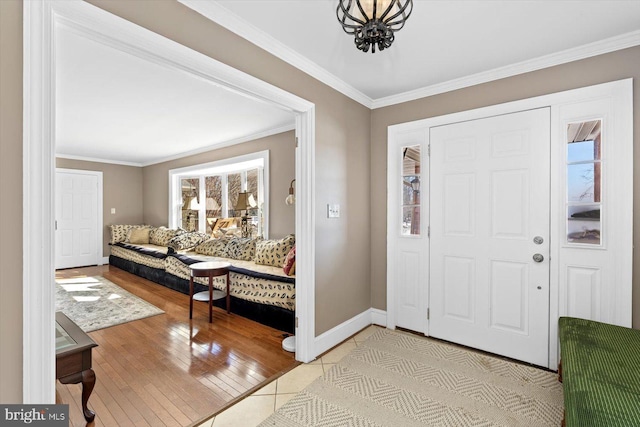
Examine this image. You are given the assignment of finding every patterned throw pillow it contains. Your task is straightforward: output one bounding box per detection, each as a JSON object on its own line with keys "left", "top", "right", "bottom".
{"left": 283, "top": 245, "right": 296, "bottom": 276}
{"left": 254, "top": 234, "right": 296, "bottom": 267}
{"left": 194, "top": 237, "right": 230, "bottom": 257}
{"left": 167, "top": 231, "right": 210, "bottom": 251}
{"left": 150, "top": 226, "right": 184, "bottom": 246}
{"left": 224, "top": 237, "right": 258, "bottom": 261}
{"left": 109, "top": 224, "right": 148, "bottom": 244}
{"left": 127, "top": 227, "right": 151, "bottom": 245}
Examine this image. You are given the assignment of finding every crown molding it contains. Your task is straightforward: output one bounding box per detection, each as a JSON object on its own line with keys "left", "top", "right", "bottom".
{"left": 178, "top": 0, "right": 374, "bottom": 108}
{"left": 55, "top": 153, "right": 143, "bottom": 167}
{"left": 141, "top": 123, "right": 296, "bottom": 166}
{"left": 177, "top": 1, "right": 640, "bottom": 111}
{"left": 56, "top": 123, "right": 295, "bottom": 168}
{"left": 370, "top": 29, "right": 640, "bottom": 109}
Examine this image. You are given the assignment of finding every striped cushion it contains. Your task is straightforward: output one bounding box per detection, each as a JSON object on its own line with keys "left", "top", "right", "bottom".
{"left": 559, "top": 317, "right": 640, "bottom": 426}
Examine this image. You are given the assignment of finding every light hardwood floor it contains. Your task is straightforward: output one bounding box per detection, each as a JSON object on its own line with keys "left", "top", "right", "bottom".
{"left": 55, "top": 265, "right": 298, "bottom": 427}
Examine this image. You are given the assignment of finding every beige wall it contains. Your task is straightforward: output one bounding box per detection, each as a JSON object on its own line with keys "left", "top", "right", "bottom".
{"left": 371, "top": 45, "right": 640, "bottom": 328}
{"left": 0, "top": 0, "right": 23, "bottom": 403}
{"left": 88, "top": 0, "right": 373, "bottom": 336}
{"left": 2, "top": 0, "right": 369, "bottom": 400}
{"left": 143, "top": 131, "right": 296, "bottom": 239}
{"left": 55, "top": 131, "right": 295, "bottom": 258}
{"left": 56, "top": 159, "right": 145, "bottom": 258}
{"left": 8, "top": 0, "right": 637, "bottom": 404}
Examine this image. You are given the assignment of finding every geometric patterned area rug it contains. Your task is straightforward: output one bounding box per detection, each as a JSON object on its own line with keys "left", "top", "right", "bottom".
{"left": 55, "top": 276, "right": 164, "bottom": 333}
{"left": 260, "top": 329, "right": 564, "bottom": 427}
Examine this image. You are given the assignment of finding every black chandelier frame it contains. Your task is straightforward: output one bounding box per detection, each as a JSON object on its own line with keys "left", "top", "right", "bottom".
{"left": 337, "top": 0, "right": 413, "bottom": 53}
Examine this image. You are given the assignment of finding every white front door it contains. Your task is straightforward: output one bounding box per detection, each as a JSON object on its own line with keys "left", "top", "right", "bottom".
{"left": 429, "top": 108, "right": 551, "bottom": 367}
{"left": 55, "top": 170, "right": 100, "bottom": 269}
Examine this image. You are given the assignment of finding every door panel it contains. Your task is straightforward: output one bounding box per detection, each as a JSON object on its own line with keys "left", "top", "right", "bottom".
{"left": 489, "top": 260, "right": 528, "bottom": 333}
{"left": 56, "top": 171, "right": 99, "bottom": 269}
{"left": 443, "top": 256, "right": 475, "bottom": 322}
{"left": 566, "top": 266, "right": 602, "bottom": 319}
{"left": 430, "top": 108, "right": 551, "bottom": 367}
{"left": 388, "top": 134, "right": 429, "bottom": 333}
{"left": 491, "top": 170, "right": 527, "bottom": 238}
{"left": 443, "top": 174, "right": 475, "bottom": 236}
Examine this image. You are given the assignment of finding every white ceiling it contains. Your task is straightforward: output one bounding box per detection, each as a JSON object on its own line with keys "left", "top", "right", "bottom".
{"left": 206, "top": 0, "right": 640, "bottom": 105}
{"left": 56, "top": 2, "right": 640, "bottom": 166}
{"left": 55, "top": 26, "right": 295, "bottom": 166}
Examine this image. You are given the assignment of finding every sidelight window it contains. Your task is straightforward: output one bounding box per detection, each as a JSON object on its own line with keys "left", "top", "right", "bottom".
{"left": 401, "top": 145, "right": 421, "bottom": 236}
{"left": 566, "top": 120, "right": 602, "bottom": 245}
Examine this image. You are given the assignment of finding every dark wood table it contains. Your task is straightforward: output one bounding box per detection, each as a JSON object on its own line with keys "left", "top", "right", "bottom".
{"left": 189, "top": 261, "right": 231, "bottom": 323}
{"left": 56, "top": 311, "right": 98, "bottom": 422}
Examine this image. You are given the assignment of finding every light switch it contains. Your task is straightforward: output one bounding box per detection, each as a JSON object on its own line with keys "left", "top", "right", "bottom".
{"left": 111, "top": 208, "right": 116, "bottom": 214}
{"left": 327, "top": 204, "right": 340, "bottom": 218}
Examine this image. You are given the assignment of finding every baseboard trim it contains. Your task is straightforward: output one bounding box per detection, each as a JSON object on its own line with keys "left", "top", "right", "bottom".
{"left": 314, "top": 308, "right": 388, "bottom": 358}
{"left": 371, "top": 308, "right": 387, "bottom": 327}
{"left": 100, "top": 256, "right": 109, "bottom": 265}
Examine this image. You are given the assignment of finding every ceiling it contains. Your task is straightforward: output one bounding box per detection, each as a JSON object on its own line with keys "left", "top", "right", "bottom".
{"left": 205, "top": 0, "right": 640, "bottom": 105}
{"left": 55, "top": 25, "right": 295, "bottom": 166}
{"left": 56, "top": 2, "right": 640, "bottom": 165}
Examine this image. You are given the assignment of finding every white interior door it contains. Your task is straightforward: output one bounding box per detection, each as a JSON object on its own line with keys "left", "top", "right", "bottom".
{"left": 55, "top": 170, "right": 101, "bottom": 269}
{"left": 429, "top": 108, "right": 551, "bottom": 367}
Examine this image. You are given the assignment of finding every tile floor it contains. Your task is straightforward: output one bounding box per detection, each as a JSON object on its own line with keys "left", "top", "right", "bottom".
{"left": 195, "top": 325, "right": 380, "bottom": 427}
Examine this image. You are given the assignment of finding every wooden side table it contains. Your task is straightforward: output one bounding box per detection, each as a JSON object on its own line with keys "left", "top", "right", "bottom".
{"left": 189, "top": 261, "right": 231, "bottom": 323}
{"left": 56, "top": 311, "right": 98, "bottom": 422}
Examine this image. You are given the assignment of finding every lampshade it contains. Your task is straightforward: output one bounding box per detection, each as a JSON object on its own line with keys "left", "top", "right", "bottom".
{"left": 285, "top": 179, "right": 296, "bottom": 206}
{"left": 411, "top": 177, "right": 420, "bottom": 192}
{"left": 189, "top": 197, "right": 201, "bottom": 210}
{"left": 235, "top": 192, "right": 250, "bottom": 211}
{"left": 247, "top": 193, "right": 257, "bottom": 208}
{"left": 206, "top": 197, "right": 220, "bottom": 211}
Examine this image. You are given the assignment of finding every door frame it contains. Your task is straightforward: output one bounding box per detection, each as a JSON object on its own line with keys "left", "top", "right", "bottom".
{"left": 387, "top": 79, "right": 633, "bottom": 369}
{"left": 55, "top": 168, "right": 104, "bottom": 269}
{"left": 24, "top": 1, "right": 316, "bottom": 403}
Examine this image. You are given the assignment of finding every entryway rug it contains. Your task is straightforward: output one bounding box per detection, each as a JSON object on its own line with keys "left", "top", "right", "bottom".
{"left": 56, "top": 276, "right": 164, "bottom": 332}
{"left": 259, "top": 329, "right": 564, "bottom": 427}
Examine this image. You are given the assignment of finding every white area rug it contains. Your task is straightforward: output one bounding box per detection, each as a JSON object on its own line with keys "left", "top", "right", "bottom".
{"left": 260, "top": 329, "right": 564, "bottom": 427}
{"left": 56, "top": 276, "right": 164, "bottom": 332}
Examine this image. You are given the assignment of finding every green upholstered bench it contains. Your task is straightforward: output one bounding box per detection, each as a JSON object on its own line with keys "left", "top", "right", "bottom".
{"left": 558, "top": 316, "right": 640, "bottom": 427}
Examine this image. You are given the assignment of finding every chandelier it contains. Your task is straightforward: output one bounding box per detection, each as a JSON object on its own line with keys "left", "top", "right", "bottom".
{"left": 337, "top": 0, "right": 413, "bottom": 53}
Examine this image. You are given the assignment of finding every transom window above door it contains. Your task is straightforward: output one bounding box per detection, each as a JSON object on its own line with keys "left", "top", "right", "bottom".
{"left": 169, "top": 151, "right": 269, "bottom": 238}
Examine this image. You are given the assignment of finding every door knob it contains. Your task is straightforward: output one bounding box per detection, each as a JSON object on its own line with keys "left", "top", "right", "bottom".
{"left": 533, "top": 236, "right": 544, "bottom": 244}
{"left": 533, "top": 254, "right": 544, "bottom": 263}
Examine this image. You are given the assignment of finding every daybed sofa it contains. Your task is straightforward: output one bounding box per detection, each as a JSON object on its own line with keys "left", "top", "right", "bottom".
{"left": 108, "top": 225, "right": 296, "bottom": 333}
{"left": 558, "top": 316, "right": 640, "bottom": 426}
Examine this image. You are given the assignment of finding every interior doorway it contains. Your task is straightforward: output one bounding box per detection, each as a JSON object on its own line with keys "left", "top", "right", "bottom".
{"left": 24, "top": 0, "right": 316, "bottom": 403}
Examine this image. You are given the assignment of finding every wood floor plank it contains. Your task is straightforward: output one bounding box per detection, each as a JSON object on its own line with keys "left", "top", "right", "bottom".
{"left": 86, "top": 392, "right": 122, "bottom": 427}
{"left": 56, "top": 265, "right": 298, "bottom": 427}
